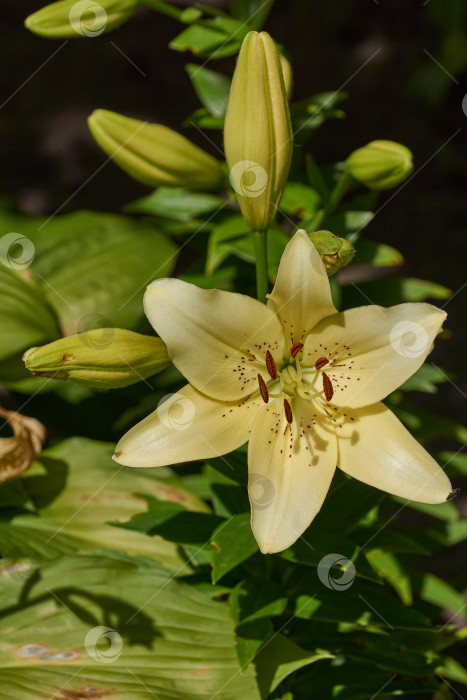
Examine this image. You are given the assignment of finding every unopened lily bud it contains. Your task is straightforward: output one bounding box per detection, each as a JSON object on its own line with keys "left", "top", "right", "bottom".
{"left": 308, "top": 230, "right": 354, "bottom": 276}
{"left": 279, "top": 54, "right": 293, "bottom": 99}
{"left": 25, "top": 0, "right": 138, "bottom": 39}
{"left": 346, "top": 140, "right": 413, "bottom": 191}
{"left": 88, "top": 109, "right": 224, "bottom": 191}
{"left": 224, "top": 32, "right": 293, "bottom": 231}
{"left": 23, "top": 329, "right": 170, "bottom": 389}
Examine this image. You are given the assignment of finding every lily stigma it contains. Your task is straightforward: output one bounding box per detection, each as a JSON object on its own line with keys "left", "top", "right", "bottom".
{"left": 114, "top": 230, "right": 452, "bottom": 554}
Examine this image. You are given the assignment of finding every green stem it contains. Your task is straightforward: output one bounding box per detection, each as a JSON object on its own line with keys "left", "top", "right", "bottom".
{"left": 327, "top": 169, "right": 353, "bottom": 212}
{"left": 308, "top": 169, "right": 354, "bottom": 232}
{"left": 253, "top": 230, "right": 269, "bottom": 303}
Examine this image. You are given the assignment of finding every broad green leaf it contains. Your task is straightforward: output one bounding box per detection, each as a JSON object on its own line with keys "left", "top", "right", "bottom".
{"left": 352, "top": 526, "right": 431, "bottom": 555}
{"left": 436, "top": 656, "right": 467, "bottom": 685}
{"left": 0, "top": 265, "right": 60, "bottom": 362}
{"left": 254, "top": 633, "right": 333, "bottom": 698}
{"left": 280, "top": 182, "right": 321, "bottom": 220}
{"left": 229, "top": 0, "right": 275, "bottom": 30}
{"left": 366, "top": 549, "right": 412, "bottom": 605}
{"left": 186, "top": 64, "right": 231, "bottom": 117}
{"left": 308, "top": 477, "right": 386, "bottom": 536}
{"left": 180, "top": 265, "right": 237, "bottom": 290}
{"left": 0, "top": 209, "right": 178, "bottom": 336}
{"left": 170, "top": 18, "right": 247, "bottom": 59}
{"left": 438, "top": 450, "right": 467, "bottom": 475}
{"left": 288, "top": 573, "right": 429, "bottom": 630}
{"left": 388, "top": 394, "right": 467, "bottom": 446}
{"left": 282, "top": 536, "right": 380, "bottom": 584}
{"left": 125, "top": 187, "right": 223, "bottom": 221}
{"left": 0, "top": 553, "right": 261, "bottom": 699}
{"left": 291, "top": 92, "right": 347, "bottom": 136}
{"left": 392, "top": 496, "right": 458, "bottom": 522}
{"left": 210, "top": 513, "right": 258, "bottom": 583}
{"left": 355, "top": 239, "right": 404, "bottom": 266}
{"left": 184, "top": 107, "right": 225, "bottom": 130}
{"left": 400, "top": 363, "right": 453, "bottom": 393}
{"left": 30, "top": 212, "right": 178, "bottom": 333}
{"left": 343, "top": 276, "right": 451, "bottom": 308}
{"left": 230, "top": 579, "right": 287, "bottom": 666}
{"left": 0, "top": 438, "right": 206, "bottom": 570}
{"left": 418, "top": 573, "right": 466, "bottom": 616}
{"left": 205, "top": 461, "right": 250, "bottom": 517}
{"left": 325, "top": 210, "right": 374, "bottom": 240}
{"left": 116, "top": 494, "right": 224, "bottom": 545}
{"left": 292, "top": 660, "right": 441, "bottom": 699}
{"left": 206, "top": 215, "right": 288, "bottom": 277}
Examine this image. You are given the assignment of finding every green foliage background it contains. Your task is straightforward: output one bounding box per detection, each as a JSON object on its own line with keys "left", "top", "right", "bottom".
{"left": 0, "top": 1, "right": 466, "bottom": 698}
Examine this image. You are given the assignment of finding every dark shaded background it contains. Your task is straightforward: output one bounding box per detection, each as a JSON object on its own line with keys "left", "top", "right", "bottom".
{"left": 0, "top": 0, "right": 465, "bottom": 418}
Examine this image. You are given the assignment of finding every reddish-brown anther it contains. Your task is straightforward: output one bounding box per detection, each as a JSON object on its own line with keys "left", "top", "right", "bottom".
{"left": 290, "top": 342, "right": 304, "bottom": 358}
{"left": 258, "top": 374, "right": 269, "bottom": 403}
{"left": 265, "top": 350, "right": 278, "bottom": 380}
{"left": 283, "top": 398, "right": 293, "bottom": 424}
{"left": 315, "top": 356, "right": 329, "bottom": 370}
{"left": 322, "top": 371, "right": 334, "bottom": 401}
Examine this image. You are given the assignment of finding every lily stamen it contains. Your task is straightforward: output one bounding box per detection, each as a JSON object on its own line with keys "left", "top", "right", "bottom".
{"left": 322, "top": 371, "right": 334, "bottom": 401}
{"left": 265, "top": 350, "right": 278, "bottom": 380}
{"left": 315, "top": 356, "right": 329, "bottom": 370}
{"left": 257, "top": 374, "right": 269, "bottom": 403}
{"left": 290, "top": 342, "right": 304, "bottom": 358}
{"left": 283, "top": 398, "right": 293, "bottom": 424}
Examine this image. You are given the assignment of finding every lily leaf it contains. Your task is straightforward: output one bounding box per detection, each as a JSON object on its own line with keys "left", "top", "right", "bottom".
{"left": 210, "top": 513, "right": 258, "bottom": 583}
{"left": 0, "top": 552, "right": 261, "bottom": 699}
{"left": 186, "top": 64, "right": 231, "bottom": 117}
{"left": 0, "top": 438, "right": 206, "bottom": 570}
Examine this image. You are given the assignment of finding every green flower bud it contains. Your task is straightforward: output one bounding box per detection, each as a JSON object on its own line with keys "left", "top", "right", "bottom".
{"left": 88, "top": 109, "right": 224, "bottom": 191}
{"left": 224, "top": 32, "right": 293, "bottom": 232}
{"left": 346, "top": 140, "right": 413, "bottom": 191}
{"left": 25, "top": 0, "right": 138, "bottom": 39}
{"left": 308, "top": 230, "right": 354, "bottom": 276}
{"left": 23, "top": 329, "right": 170, "bottom": 389}
{"left": 279, "top": 54, "right": 293, "bottom": 99}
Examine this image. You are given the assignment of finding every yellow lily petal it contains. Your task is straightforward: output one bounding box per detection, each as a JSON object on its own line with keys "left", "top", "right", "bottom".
{"left": 303, "top": 303, "right": 446, "bottom": 408}
{"left": 268, "top": 230, "right": 336, "bottom": 345}
{"left": 114, "top": 384, "right": 262, "bottom": 468}
{"left": 336, "top": 402, "right": 452, "bottom": 502}
{"left": 248, "top": 397, "right": 337, "bottom": 553}
{"left": 144, "top": 278, "right": 285, "bottom": 401}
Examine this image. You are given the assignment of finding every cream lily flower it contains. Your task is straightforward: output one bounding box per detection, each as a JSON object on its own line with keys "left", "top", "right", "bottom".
{"left": 114, "top": 230, "right": 452, "bottom": 554}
